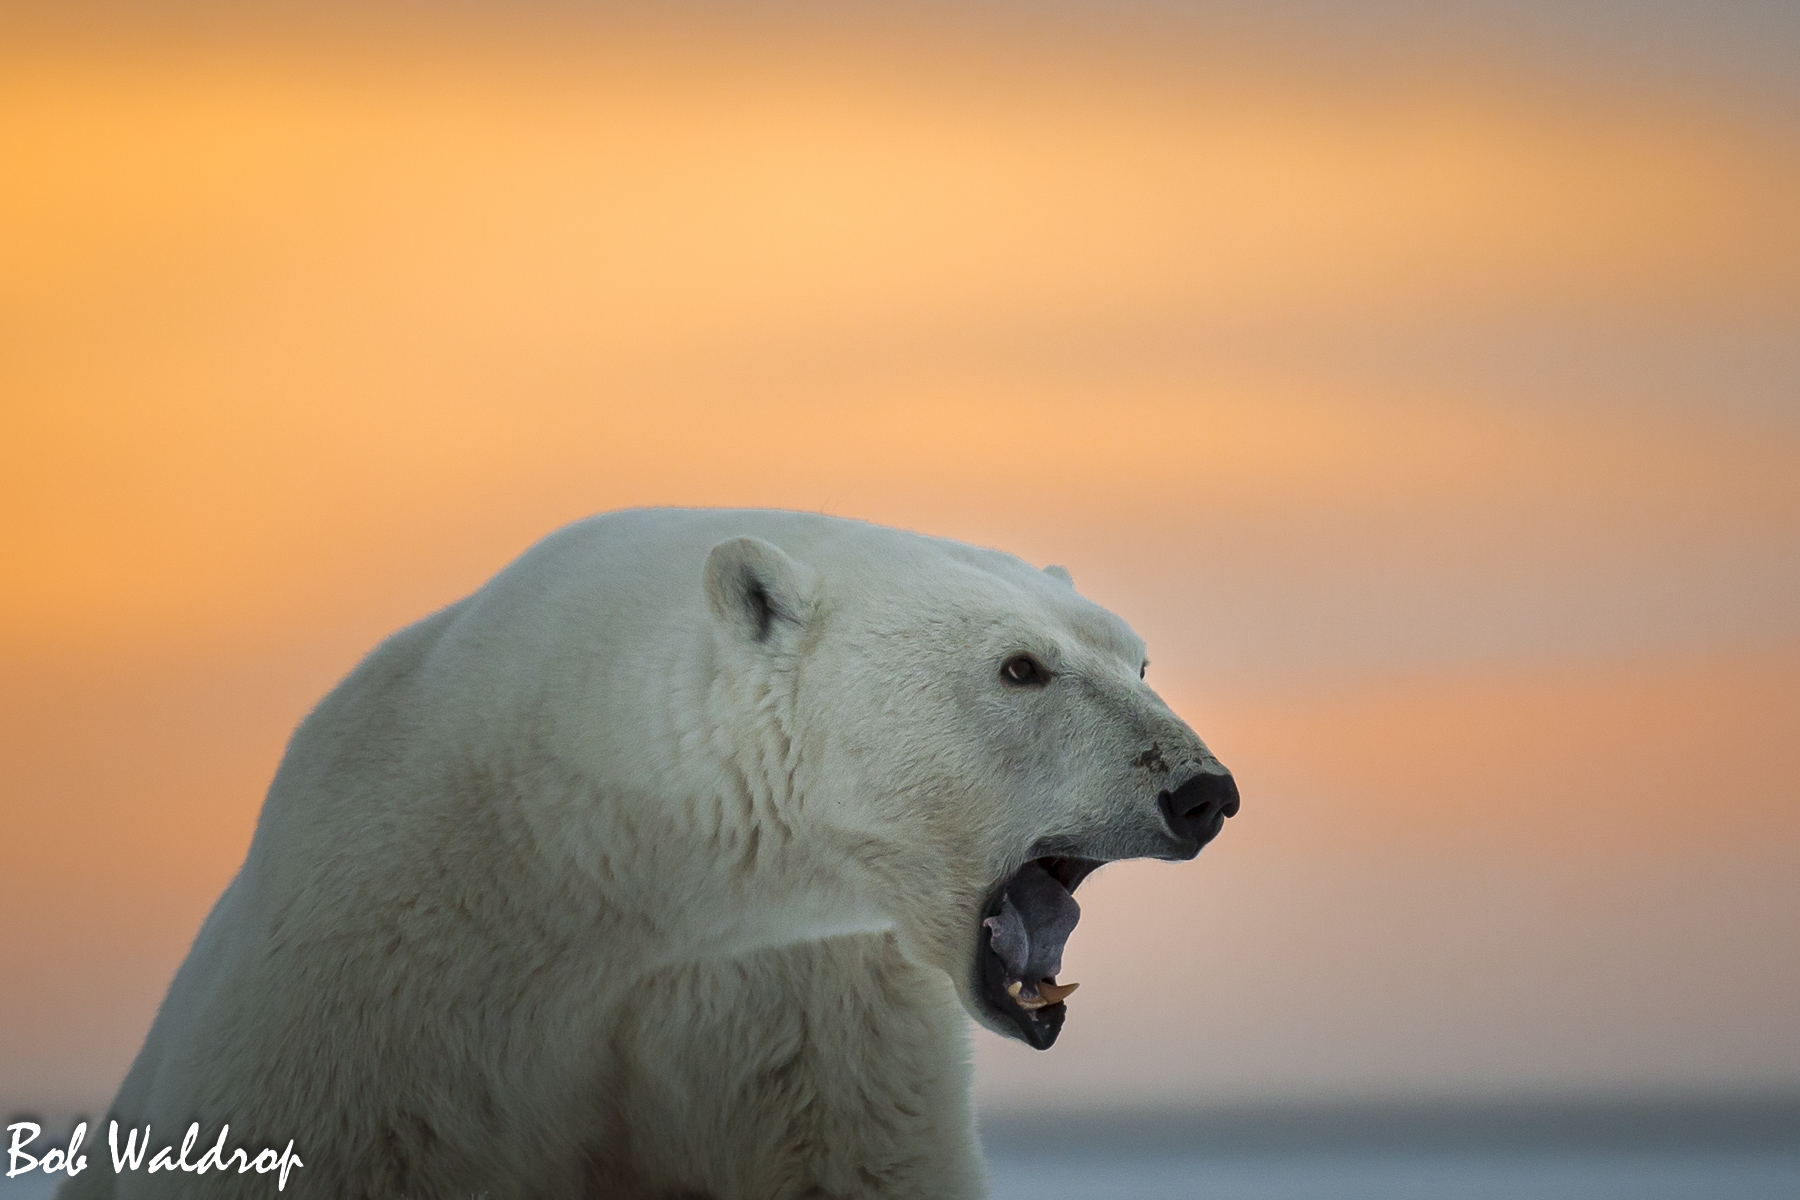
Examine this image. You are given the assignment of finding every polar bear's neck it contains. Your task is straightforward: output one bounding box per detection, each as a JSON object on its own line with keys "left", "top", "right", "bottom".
{"left": 486, "top": 617, "right": 897, "bottom": 974}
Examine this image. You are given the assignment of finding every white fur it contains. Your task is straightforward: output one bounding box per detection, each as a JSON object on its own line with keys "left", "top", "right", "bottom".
{"left": 66, "top": 508, "right": 1221, "bottom": 1199}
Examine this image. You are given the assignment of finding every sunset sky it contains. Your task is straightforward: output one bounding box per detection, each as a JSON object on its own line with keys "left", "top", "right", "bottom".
{"left": 2, "top": 2, "right": 1796, "bottom": 1121}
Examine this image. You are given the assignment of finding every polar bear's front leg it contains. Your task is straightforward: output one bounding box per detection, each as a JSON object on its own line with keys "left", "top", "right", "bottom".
{"left": 597, "top": 932, "right": 988, "bottom": 1200}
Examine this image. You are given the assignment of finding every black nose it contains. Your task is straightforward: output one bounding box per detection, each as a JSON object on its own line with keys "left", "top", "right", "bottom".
{"left": 1157, "top": 769, "right": 1239, "bottom": 851}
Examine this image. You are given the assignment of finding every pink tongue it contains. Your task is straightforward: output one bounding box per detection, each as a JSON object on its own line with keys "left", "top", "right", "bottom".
{"left": 982, "top": 861, "right": 1081, "bottom": 985}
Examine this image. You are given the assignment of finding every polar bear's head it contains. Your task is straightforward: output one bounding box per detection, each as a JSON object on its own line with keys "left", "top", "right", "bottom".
{"left": 703, "top": 530, "right": 1236, "bottom": 1050}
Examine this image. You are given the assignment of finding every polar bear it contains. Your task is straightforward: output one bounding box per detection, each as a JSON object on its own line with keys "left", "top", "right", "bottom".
{"left": 65, "top": 508, "right": 1237, "bottom": 1199}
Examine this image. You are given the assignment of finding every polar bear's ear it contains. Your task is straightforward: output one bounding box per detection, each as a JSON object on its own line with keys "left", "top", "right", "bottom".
{"left": 704, "top": 536, "right": 819, "bottom": 645}
{"left": 1043, "top": 564, "right": 1075, "bottom": 589}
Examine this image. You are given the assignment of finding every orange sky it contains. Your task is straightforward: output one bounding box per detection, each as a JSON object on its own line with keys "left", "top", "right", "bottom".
{"left": 2, "top": 5, "right": 1796, "bottom": 1117}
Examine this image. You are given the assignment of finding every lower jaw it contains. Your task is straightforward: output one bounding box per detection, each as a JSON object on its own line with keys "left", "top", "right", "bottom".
{"left": 978, "top": 928, "right": 1068, "bottom": 1049}
{"left": 974, "top": 854, "right": 1101, "bottom": 1050}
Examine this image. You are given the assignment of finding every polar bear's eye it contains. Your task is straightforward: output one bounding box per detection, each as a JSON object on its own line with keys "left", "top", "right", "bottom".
{"left": 1000, "top": 655, "right": 1049, "bottom": 687}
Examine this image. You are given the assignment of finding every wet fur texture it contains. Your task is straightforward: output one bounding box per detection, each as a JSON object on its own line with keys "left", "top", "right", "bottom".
{"left": 64, "top": 508, "right": 1218, "bottom": 1199}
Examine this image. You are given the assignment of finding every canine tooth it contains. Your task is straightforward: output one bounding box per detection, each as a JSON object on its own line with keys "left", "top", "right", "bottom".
{"left": 1037, "top": 980, "right": 1079, "bottom": 1004}
{"left": 1006, "top": 980, "right": 1049, "bottom": 1010}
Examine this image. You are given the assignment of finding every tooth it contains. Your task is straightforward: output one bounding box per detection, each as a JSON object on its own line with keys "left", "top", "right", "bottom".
{"left": 1037, "top": 980, "right": 1079, "bottom": 1005}
{"left": 1005, "top": 980, "right": 1048, "bottom": 1010}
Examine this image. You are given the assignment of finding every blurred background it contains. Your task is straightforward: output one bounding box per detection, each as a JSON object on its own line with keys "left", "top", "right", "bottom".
{"left": 2, "top": 1, "right": 1797, "bottom": 1195}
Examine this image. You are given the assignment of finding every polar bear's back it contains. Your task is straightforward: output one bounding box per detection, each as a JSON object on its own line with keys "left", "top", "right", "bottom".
{"left": 487, "top": 506, "right": 1039, "bottom": 627}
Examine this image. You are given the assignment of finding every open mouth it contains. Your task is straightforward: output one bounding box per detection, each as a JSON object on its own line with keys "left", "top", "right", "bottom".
{"left": 976, "top": 855, "right": 1103, "bottom": 1050}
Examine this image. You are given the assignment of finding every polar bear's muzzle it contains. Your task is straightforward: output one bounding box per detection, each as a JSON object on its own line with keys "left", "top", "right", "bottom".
{"left": 975, "top": 767, "right": 1239, "bottom": 1048}
{"left": 976, "top": 856, "right": 1100, "bottom": 1050}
